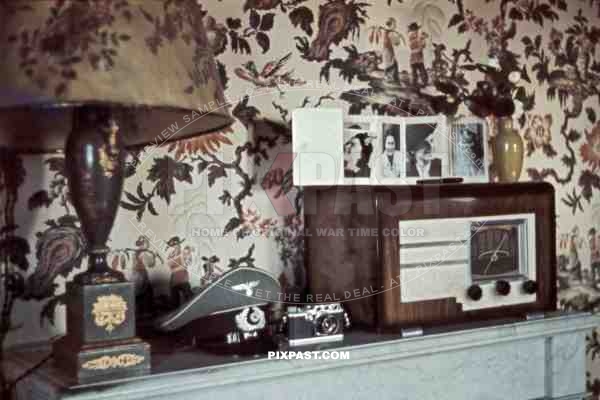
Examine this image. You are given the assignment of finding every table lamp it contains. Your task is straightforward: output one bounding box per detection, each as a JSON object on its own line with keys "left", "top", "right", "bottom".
{"left": 0, "top": 1, "right": 233, "bottom": 383}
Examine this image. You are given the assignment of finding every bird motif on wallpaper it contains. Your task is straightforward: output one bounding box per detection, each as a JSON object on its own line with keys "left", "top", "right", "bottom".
{"left": 234, "top": 53, "right": 305, "bottom": 93}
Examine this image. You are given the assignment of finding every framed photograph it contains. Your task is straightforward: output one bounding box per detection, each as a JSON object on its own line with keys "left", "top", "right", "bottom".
{"left": 402, "top": 115, "right": 448, "bottom": 184}
{"left": 374, "top": 120, "right": 404, "bottom": 180}
{"left": 342, "top": 115, "right": 378, "bottom": 184}
{"left": 449, "top": 117, "right": 489, "bottom": 183}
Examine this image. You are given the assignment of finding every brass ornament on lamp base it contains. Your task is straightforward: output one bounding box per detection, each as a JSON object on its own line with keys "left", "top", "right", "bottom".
{"left": 0, "top": 0, "right": 234, "bottom": 384}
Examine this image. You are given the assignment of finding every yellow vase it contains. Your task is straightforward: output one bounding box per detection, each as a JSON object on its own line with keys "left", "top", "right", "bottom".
{"left": 493, "top": 117, "right": 524, "bottom": 182}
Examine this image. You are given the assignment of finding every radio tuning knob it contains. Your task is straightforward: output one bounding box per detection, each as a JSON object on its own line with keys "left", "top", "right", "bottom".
{"left": 522, "top": 280, "right": 538, "bottom": 294}
{"left": 467, "top": 284, "right": 483, "bottom": 301}
{"left": 495, "top": 280, "right": 511, "bottom": 296}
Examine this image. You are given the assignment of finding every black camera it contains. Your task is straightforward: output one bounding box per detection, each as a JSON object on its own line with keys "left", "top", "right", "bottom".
{"left": 283, "top": 303, "right": 350, "bottom": 346}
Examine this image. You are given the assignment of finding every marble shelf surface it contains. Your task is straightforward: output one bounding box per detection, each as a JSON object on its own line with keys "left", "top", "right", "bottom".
{"left": 5, "top": 311, "right": 600, "bottom": 400}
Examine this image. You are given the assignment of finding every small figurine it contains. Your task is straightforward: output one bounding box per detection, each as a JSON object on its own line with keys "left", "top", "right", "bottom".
{"left": 381, "top": 18, "right": 404, "bottom": 83}
{"left": 589, "top": 228, "right": 600, "bottom": 282}
{"left": 166, "top": 236, "right": 193, "bottom": 308}
{"left": 200, "top": 255, "right": 224, "bottom": 289}
{"left": 431, "top": 43, "right": 449, "bottom": 78}
{"left": 132, "top": 235, "right": 157, "bottom": 315}
{"left": 399, "top": 69, "right": 411, "bottom": 86}
{"left": 567, "top": 227, "right": 582, "bottom": 282}
{"left": 368, "top": 17, "right": 405, "bottom": 84}
{"left": 408, "top": 22, "right": 429, "bottom": 87}
{"left": 109, "top": 235, "right": 163, "bottom": 316}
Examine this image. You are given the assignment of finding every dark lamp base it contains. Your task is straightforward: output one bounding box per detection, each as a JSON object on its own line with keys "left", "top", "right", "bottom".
{"left": 56, "top": 105, "right": 151, "bottom": 383}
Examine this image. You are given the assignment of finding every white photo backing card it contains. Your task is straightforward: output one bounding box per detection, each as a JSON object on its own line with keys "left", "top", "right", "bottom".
{"left": 292, "top": 108, "right": 489, "bottom": 186}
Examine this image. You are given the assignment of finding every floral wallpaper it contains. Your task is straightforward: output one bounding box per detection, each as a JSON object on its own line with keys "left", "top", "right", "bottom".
{"left": 2, "top": 0, "right": 600, "bottom": 394}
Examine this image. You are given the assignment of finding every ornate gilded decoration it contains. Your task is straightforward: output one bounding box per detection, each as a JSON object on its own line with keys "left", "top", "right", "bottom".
{"left": 82, "top": 354, "right": 145, "bottom": 370}
{"left": 98, "top": 121, "right": 121, "bottom": 178}
{"left": 90, "top": 275, "right": 122, "bottom": 284}
{"left": 91, "top": 294, "right": 128, "bottom": 332}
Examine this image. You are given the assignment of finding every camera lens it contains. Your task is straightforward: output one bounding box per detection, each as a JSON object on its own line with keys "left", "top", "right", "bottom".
{"left": 318, "top": 315, "right": 340, "bottom": 335}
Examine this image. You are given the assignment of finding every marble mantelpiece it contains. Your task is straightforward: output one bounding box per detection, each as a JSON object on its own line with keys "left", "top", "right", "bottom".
{"left": 6, "top": 312, "right": 599, "bottom": 400}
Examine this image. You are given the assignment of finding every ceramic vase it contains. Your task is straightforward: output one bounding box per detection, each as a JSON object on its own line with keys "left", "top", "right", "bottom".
{"left": 493, "top": 117, "right": 524, "bottom": 182}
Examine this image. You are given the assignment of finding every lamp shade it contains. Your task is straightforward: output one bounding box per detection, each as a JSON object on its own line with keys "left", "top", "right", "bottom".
{"left": 0, "top": 0, "right": 233, "bottom": 152}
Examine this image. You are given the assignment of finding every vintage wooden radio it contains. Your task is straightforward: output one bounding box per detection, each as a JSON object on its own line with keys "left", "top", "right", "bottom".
{"left": 303, "top": 182, "right": 557, "bottom": 330}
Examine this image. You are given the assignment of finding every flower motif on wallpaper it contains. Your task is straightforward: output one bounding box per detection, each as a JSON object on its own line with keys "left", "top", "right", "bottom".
{"left": 295, "top": 0, "right": 369, "bottom": 62}
{"left": 24, "top": 217, "right": 85, "bottom": 301}
{"left": 452, "top": 12, "right": 508, "bottom": 57}
{"left": 225, "top": 10, "right": 276, "bottom": 54}
{"left": 242, "top": 0, "right": 315, "bottom": 41}
{"left": 167, "top": 127, "right": 235, "bottom": 160}
{"left": 520, "top": 9, "right": 600, "bottom": 212}
{"left": 320, "top": 45, "right": 383, "bottom": 84}
{"left": 121, "top": 156, "right": 194, "bottom": 222}
{"left": 240, "top": 208, "right": 278, "bottom": 238}
{"left": 462, "top": 10, "right": 486, "bottom": 35}
{"left": 572, "top": 123, "right": 600, "bottom": 211}
{"left": 581, "top": 122, "right": 600, "bottom": 172}
{"left": 203, "top": 16, "right": 229, "bottom": 56}
{"left": 523, "top": 113, "right": 556, "bottom": 157}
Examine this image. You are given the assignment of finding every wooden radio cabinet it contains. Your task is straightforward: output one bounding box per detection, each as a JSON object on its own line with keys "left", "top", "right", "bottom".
{"left": 303, "top": 182, "right": 557, "bottom": 330}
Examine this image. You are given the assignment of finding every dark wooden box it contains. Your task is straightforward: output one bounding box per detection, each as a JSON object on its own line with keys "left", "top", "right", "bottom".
{"left": 303, "top": 183, "right": 557, "bottom": 330}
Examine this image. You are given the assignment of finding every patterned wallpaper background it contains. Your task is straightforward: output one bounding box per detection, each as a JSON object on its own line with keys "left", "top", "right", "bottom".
{"left": 2, "top": 0, "right": 600, "bottom": 394}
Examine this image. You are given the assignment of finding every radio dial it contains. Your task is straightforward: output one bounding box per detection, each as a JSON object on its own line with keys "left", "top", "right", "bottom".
{"left": 495, "top": 280, "right": 511, "bottom": 296}
{"left": 467, "top": 284, "right": 483, "bottom": 301}
{"left": 522, "top": 280, "right": 537, "bottom": 294}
